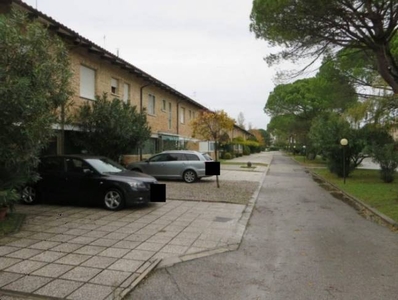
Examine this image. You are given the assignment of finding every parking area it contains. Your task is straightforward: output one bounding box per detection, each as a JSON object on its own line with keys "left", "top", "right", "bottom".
{"left": 0, "top": 200, "right": 244, "bottom": 299}
{"left": 0, "top": 152, "right": 272, "bottom": 299}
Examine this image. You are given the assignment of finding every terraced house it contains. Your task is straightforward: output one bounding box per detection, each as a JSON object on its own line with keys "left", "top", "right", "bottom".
{"left": 1, "top": 0, "right": 253, "bottom": 162}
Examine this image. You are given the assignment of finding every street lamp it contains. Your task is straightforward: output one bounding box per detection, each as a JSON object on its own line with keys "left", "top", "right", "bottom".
{"left": 303, "top": 145, "right": 306, "bottom": 163}
{"left": 340, "top": 138, "right": 348, "bottom": 184}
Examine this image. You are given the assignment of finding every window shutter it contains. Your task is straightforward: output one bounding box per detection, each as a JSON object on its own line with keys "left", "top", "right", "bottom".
{"left": 80, "top": 66, "right": 95, "bottom": 100}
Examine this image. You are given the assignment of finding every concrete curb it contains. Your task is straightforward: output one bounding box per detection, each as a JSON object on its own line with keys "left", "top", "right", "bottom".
{"left": 157, "top": 156, "right": 273, "bottom": 270}
{"left": 157, "top": 244, "right": 239, "bottom": 269}
{"left": 309, "top": 170, "right": 398, "bottom": 232}
{"left": 157, "top": 155, "right": 274, "bottom": 270}
{"left": 119, "top": 258, "right": 161, "bottom": 299}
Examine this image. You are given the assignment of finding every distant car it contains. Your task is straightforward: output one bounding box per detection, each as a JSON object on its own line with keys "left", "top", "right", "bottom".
{"left": 21, "top": 155, "right": 158, "bottom": 210}
{"left": 127, "top": 150, "right": 213, "bottom": 183}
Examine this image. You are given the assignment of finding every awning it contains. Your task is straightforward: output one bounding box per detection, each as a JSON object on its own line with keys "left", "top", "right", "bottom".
{"left": 158, "top": 132, "right": 180, "bottom": 141}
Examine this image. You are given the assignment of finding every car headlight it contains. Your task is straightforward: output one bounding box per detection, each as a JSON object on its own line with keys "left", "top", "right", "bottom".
{"left": 128, "top": 181, "right": 146, "bottom": 189}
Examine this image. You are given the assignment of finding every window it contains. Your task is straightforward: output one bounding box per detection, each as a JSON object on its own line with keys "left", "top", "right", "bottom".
{"left": 168, "top": 102, "right": 172, "bottom": 129}
{"left": 123, "top": 83, "right": 130, "bottom": 103}
{"left": 39, "top": 157, "right": 64, "bottom": 173}
{"left": 168, "top": 153, "right": 185, "bottom": 161}
{"left": 80, "top": 65, "right": 95, "bottom": 100}
{"left": 66, "top": 158, "right": 91, "bottom": 174}
{"left": 209, "top": 142, "right": 215, "bottom": 151}
{"left": 180, "top": 107, "right": 185, "bottom": 124}
{"left": 111, "top": 78, "right": 118, "bottom": 95}
{"left": 162, "top": 100, "right": 166, "bottom": 111}
{"left": 148, "top": 94, "right": 156, "bottom": 115}
{"left": 189, "top": 110, "right": 192, "bottom": 120}
{"left": 193, "top": 111, "right": 196, "bottom": 119}
{"left": 202, "top": 153, "right": 213, "bottom": 161}
{"left": 149, "top": 153, "right": 170, "bottom": 162}
{"left": 141, "top": 138, "right": 158, "bottom": 155}
{"left": 186, "top": 154, "right": 200, "bottom": 161}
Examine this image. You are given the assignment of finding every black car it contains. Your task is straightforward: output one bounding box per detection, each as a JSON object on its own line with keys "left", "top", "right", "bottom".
{"left": 21, "top": 155, "right": 158, "bottom": 210}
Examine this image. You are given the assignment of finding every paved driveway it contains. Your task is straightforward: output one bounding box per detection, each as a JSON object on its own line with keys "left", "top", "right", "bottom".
{"left": 0, "top": 152, "right": 272, "bottom": 299}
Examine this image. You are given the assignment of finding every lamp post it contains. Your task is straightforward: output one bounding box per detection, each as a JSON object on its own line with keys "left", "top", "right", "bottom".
{"left": 303, "top": 145, "right": 306, "bottom": 163}
{"left": 340, "top": 138, "right": 348, "bottom": 184}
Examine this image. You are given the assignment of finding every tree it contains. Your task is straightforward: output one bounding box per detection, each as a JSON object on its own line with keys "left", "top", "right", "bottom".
{"left": 237, "top": 112, "right": 245, "bottom": 128}
{"left": 327, "top": 48, "right": 381, "bottom": 91}
{"left": 250, "top": 0, "right": 398, "bottom": 94}
{"left": 265, "top": 60, "right": 358, "bottom": 155}
{"left": 267, "top": 115, "right": 298, "bottom": 147}
{"left": 191, "top": 110, "right": 235, "bottom": 188}
{"left": 249, "top": 129, "right": 265, "bottom": 150}
{"left": 309, "top": 113, "right": 370, "bottom": 177}
{"left": 265, "top": 64, "right": 357, "bottom": 119}
{"left": 0, "top": 9, "right": 72, "bottom": 209}
{"left": 73, "top": 94, "right": 151, "bottom": 162}
{"left": 258, "top": 129, "right": 272, "bottom": 147}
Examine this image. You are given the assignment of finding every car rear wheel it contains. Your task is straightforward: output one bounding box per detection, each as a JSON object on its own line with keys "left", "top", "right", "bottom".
{"left": 183, "top": 170, "right": 197, "bottom": 183}
{"left": 104, "top": 189, "right": 125, "bottom": 211}
{"left": 21, "top": 186, "right": 38, "bottom": 205}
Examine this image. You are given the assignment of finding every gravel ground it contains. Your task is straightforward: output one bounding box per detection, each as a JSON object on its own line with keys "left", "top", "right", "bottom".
{"left": 161, "top": 179, "right": 259, "bottom": 205}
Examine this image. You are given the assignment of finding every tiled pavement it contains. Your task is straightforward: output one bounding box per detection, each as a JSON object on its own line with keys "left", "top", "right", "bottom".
{"left": 0, "top": 152, "right": 273, "bottom": 299}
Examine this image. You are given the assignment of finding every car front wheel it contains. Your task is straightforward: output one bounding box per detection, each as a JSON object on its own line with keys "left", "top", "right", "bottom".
{"left": 183, "top": 170, "right": 197, "bottom": 183}
{"left": 104, "top": 189, "right": 125, "bottom": 211}
{"left": 21, "top": 186, "right": 38, "bottom": 205}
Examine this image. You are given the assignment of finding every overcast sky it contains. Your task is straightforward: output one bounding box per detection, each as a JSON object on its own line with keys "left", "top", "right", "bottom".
{"left": 24, "top": 0, "right": 290, "bottom": 129}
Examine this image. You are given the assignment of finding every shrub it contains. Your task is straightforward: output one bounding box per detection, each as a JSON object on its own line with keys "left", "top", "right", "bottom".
{"left": 372, "top": 143, "right": 398, "bottom": 183}
{"left": 224, "top": 153, "right": 232, "bottom": 160}
{"left": 243, "top": 145, "right": 251, "bottom": 155}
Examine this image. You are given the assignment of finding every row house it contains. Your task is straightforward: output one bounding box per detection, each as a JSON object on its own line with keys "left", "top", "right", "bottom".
{"left": 1, "top": 0, "right": 253, "bottom": 162}
{"left": 199, "top": 125, "right": 254, "bottom": 156}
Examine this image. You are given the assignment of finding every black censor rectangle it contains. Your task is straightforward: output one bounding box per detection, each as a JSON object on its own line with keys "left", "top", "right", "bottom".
{"left": 150, "top": 183, "right": 166, "bottom": 202}
{"left": 205, "top": 161, "right": 220, "bottom": 176}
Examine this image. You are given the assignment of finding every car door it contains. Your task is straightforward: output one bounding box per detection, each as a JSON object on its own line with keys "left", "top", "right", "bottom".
{"left": 162, "top": 153, "right": 186, "bottom": 178}
{"left": 38, "top": 156, "right": 69, "bottom": 202}
{"left": 143, "top": 153, "right": 171, "bottom": 177}
{"left": 64, "top": 157, "right": 100, "bottom": 204}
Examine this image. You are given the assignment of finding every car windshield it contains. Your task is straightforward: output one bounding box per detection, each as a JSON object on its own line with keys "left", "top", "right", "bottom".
{"left": 85, "top": 158, "right": 126, "bottom": 174}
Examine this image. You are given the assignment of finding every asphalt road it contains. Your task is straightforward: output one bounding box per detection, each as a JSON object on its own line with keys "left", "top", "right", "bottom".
{"left": 126, "top": 152, "right": 398, "bottom": 300}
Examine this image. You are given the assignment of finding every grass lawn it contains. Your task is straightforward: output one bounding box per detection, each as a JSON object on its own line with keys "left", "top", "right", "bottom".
{"left": 291, "top": 155, "right": 328, "bottom": 167}
{"left": 0, "top": 213, "right": 25, "bottom": 237}
{"left": 312, "top": 168, "right": 398, "bottom": 223}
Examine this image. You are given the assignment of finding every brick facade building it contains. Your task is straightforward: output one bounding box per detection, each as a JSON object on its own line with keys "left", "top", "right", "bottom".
{"left": 1, "top": 0, "right": 253, "bottom": 162}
